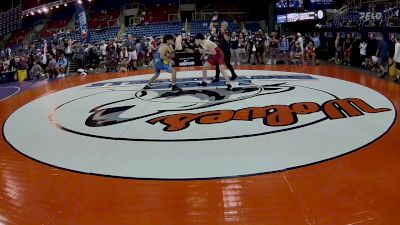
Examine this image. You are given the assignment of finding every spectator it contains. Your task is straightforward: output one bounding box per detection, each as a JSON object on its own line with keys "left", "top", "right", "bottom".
{"left": 246, "top": 33, "right": 257, "bottom": 65}
{"left": 87, "top": 44, "right": 100, "bottom": 70}
{"left": 335, "top": 35, "right": 343, "bottom": 64}
{"left": 143, "top": 38, "right": 151, "bottom": 66}
{"left": 306, "top": 42, "right": 316, "bottom": 65}
{"left": 313, "top": 34, "right": 321, "bottom": 58}
{"left": 74, "top": 42, "right": 85, "bottom": 70}
{"left": 343, "top": 37, "right": 352, "bottom": 66}
{"left": 46, "top": 54, "right": 57, "bottom": 78}
{"left": 238, "top": 32, "right": 247, "bottom": 64}
{"left": 18, "top": 56, "right": 28, "bottom": 71}
{"left": 65, "top": 39, "right": 74, "bottom": 59}
{"left": 40, "top": 51, "right": 47, "bottom": 69}
{"left": 105, "top": 43, "right": 118, "bottom": 72}
{"left": 30, "top": 61, "right": 44, "bottom": 80}
{"left": 289, "top": 41, "right": 302, "bottom": 64}
{"left": 175, "top": 35, "right": 183, "bottom": 52}
{"left": 100, "top": 40, "right": 108, "bottom": 60}
{"left": 360, "top": 39, "right": 367, "bottom": 68}
{"left": 230, "top": 32, "right": 240, "bottom": 65}
{"left": 125, "top": 34, "right": 138, "bottom": 68}
{"left": 394, "top": 36, "right": 400, "bottom": 83}
{"left": 270, "top": 32, "right": 279, "bottom": 64}
{"left": 57, "top": 53, "right": 68, "bottom": 78}
{"left": 376, "top": 35, "right": 389, "bottom": 78}
{"left": 9, "top": 57, "right": 17, "bottom": 72}
{"left": 297, "top": 33, "right": 304, "bottom": 62}
{"left": 136, "top": 39, "right": 143, "bottom": 66}
{"left": 279, "top": 35, "right": 289, "bottom": 61}
{"left": 254, "top": 31, "right": 265, "bottom": 64}
{"left": 120, "top": 46, "right": 129, "bottom": 62}
{"left": 351, "top": 37, "right": 360, "bottom": 67}
{"left": 6, "top": 47, "right": 11, "bottom": 57}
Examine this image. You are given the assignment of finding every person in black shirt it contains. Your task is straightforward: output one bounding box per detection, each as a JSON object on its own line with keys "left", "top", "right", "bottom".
{"left": 350, "top": 37, "right": 361, "bottom": 67}
{"left": 211, "top": 21, "right": 237, "bottom": 82}
{"left": 247, "top": 33, "right": 255, "bottom": 64}
{"left": 343, "top": 37, "right": 353, "bottom": 66}
{"left": 254, "top": 31, "right": 265, "bottom": 64}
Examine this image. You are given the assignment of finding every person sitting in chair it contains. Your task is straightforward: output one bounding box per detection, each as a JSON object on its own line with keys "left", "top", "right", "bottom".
{"left": 57, "top": 53, "right": 68, "bottom": 78}
{"left": 30, "top": 61, "right": 44, "bottom": 80}
{"left": 306, "top": 42, "right": 316, "bottom": 65}
{"left": 289, "top": 41, "right": 302, "bottom": 65}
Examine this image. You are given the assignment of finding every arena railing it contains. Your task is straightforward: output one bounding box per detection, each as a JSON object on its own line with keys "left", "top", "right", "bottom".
{"left": 192, "top": 11, "right": 248, "bottom": 21}
{"left": 120, "top": 3, "right": 145, "bottom": 11}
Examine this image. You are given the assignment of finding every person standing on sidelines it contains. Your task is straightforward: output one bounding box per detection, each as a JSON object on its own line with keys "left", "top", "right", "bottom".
{"left": 376, "top": 35, "right": 389, "bottom": 78}
{"left": 230, "top": 32, "right": 240, "bottom": 65}
{"left": 278, "top": 35, "right": 289, "bottom": 62}
{"left": 297, "top": 33, "right": 304, "bottom": 63}
{"left": 124, "top": 34, "right": 138, "bottom": 70}
{"left": 313, "top": 34, "right": 321, "bottom": 59}
{"left": 238, "top": 32, "right": 247, "bottom": 64}
{"left": 359, "top": 39, "right": 367, "bottom": 68}
{"left": 394, "top": 36, "right": 400, "bottom": 83}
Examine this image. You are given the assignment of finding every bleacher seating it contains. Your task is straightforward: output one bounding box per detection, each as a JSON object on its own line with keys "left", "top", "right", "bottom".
{"left": 7, "top": 28, "right": 31, "bottom": 47}
{"left": 89, "top": 11, "right": 120, "bottom": 29}
{"left": 200, "top": 3, "right": 244, "bottom": 12}
{"left": 9, "top": 44, "right": 22, "bottom": 53}
{"left": 42, "top": 19, "right": 70, "bottom": 38}
{"left": 246, "top": 23, "right": 261, "bottom": 32}
{"left": 3, "top": 0, "right": 255, "bottom": 52}
{"left": 191, "top": 20, "right": 239, "bottom": 35}
{"left": 126, "top": 21, "right": 183, "bottom": 38}
{"left": 148, "top": 5, "right": 178, "bottom": 22}
{"left": 74, "top": 27, "right": 120, "bottom": 43}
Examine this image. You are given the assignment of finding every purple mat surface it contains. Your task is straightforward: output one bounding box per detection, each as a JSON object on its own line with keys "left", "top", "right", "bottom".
{"left": 0, "top": 79, "right": 56, "bottom": 101}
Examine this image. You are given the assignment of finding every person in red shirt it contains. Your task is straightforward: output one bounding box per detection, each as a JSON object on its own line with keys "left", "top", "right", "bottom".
{"left": 306, "top": 42, "right": 316, "bottom": 65}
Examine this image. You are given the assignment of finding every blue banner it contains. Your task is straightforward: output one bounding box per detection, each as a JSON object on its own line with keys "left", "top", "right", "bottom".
{"left": 75, "top": 2, "right": 90, "bottom": 43}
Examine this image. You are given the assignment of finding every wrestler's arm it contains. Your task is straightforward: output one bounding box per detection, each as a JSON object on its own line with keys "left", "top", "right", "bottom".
{"left": 199, "top": 44, "right": 216, "bottom": 55}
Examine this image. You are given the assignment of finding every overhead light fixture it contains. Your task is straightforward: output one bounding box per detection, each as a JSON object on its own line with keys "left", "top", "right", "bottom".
{"left": 64, "top": 3, "right": 68, "bottom": 6}
{"left": 56, "top": 5, "right": 59, "bottom": 8}
{"left": 31, "top": 12, "right": 35, "bottom": 15}
{"left": 78, "top": 0, "right": 83, "bottom": 4}
{"left": 43, "top": 7, "right": 49, "bottom": 13}
{"left": 38, "top": 9, "right": 42, "bottom": 14}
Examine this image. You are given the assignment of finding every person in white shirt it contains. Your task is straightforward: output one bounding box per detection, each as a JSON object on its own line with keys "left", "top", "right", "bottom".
{"left": 6, "top": 47, "right": 11, "bottom": 57}
{"left": 359, "top": 40, "right": 367, "bottom": 67}
{"left": 100, "top": 41, "right": 107, "bottom": 59}
{"left": 297, "top": 33, "right": 304, "bottom": 62}
{"left": 40, "top": 51, "right": 47, "bottom": 68}
{"left": 394, "top": 36, "right": 400, "bottom": 83}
